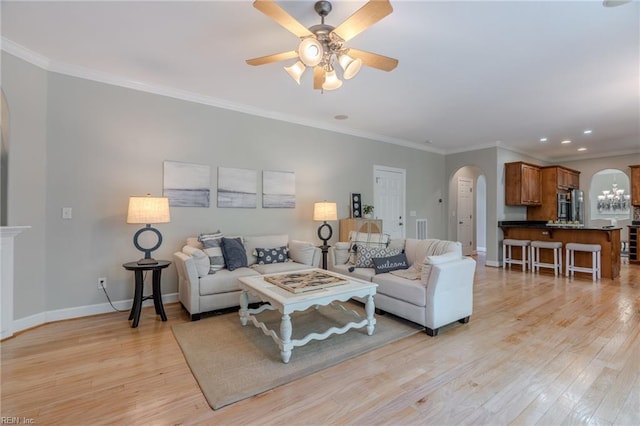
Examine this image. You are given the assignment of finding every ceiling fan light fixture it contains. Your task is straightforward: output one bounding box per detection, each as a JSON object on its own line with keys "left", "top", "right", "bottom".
{"left": 298, "top": 38, "right": 324, "bottom": 67}
{"left": 338, "top": 54, "right": 362, "bottom": 80}
{"left": 284, "top": 61, "right": 306, "bottom": 84}
{"left": 322, "top": 68, "right": 343, "bottom": 91}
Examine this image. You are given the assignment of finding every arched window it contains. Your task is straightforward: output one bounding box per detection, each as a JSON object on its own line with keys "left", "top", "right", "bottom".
{"left": 590, "top": 169, "right": 631, "bottom": 222}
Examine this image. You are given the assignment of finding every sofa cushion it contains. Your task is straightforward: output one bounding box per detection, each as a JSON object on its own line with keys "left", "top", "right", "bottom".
{"left": 404, "top": 239, "right": 462, "bottom": 267}
{"left": 221, "top": 237, "right": 248, "bottom": 271}
{"left": 198, "top": 231, "right": 226, "bottom": 273}
{"left": 372, "top": 253, "right": 409, "bottom": 274}
{"left": 373, "top": 273, "right": 427, "bottom": 307}
{"left": 355, "top": 246, "right": 401, "bottom": 268}
{"left": 251, "top": 261, "right": 314, "bottom": 275}
{"left": 390, "top": 264, "right": 421, "bottom": 280}
{"left": 288, "top": 240, "right": 316, "bottom": 265}
{"left": 199, "top": 267, "right": 260, "bottom": 296}
{"left": 388, "top": 238, "right": 405, "bottom": 251}
{"left": 182, "top": 245, "right": 210, "bottom": 278}
{"left": 243, "top": 234, "right": 290, "bottom": 266}
{"left": 332, "top": 263, "right": 376, "bottom": 282}
{"left": 255, "top": 246, "right": 289, "bottom": 264}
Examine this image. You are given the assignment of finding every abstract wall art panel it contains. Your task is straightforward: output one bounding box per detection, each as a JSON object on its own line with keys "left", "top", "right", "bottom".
{"left": 217, "top": 167, "right": 257, "bottom": 208}
{"left": 263, "top": 170, "right": 295, "bottom": 208}
{"left": 163, "top": 161, "right": 210, "bottom": 207}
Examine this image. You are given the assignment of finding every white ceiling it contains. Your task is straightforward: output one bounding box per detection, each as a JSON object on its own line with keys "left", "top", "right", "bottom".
{"left": 2, "top": 0, "right": 639, "bottom": 161}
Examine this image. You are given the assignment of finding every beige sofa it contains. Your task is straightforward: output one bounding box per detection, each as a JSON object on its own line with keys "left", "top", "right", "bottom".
{"left": 328, "top": 236, "right": 476, "bottom": 336}
{"left": 173, "top": 234, "right": 321, "bottom": 320}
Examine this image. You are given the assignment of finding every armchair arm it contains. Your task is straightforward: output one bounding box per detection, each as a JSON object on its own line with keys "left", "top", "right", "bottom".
{"left": 425, "top": 257, "right": 476, "bottom": 330}
{"left": 173, "top": 251, "right": 201, "bottom": 317}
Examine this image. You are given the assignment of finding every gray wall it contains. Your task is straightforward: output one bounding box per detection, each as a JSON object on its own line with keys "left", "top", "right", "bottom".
{"left": 3, "top": 52, "right": 446, "bottom": 320}
{"left": 2, "top": 53, "right": 48, "bottom": 319}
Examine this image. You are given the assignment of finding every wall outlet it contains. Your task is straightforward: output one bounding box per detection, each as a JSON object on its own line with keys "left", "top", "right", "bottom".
{"left": 98, "top": 277, "right": 107, "bottom": 290}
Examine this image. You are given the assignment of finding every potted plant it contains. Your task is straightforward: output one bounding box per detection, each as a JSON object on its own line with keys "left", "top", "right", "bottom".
{"left": 363, "top": 204, "right": 374, "bottom": 218}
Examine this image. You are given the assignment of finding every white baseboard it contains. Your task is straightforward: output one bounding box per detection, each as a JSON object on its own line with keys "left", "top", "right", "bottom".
{"left": 477, "top": 246, "right": 487, "bottom": 252}
{"left": 11, "top": 293, "right": 178, "bottom": 336}
{"left": 485, "top": 260, "right": 501, "bottom": 267}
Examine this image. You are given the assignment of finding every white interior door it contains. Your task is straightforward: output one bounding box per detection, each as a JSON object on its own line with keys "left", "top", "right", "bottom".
{"left": 457, "top": 177, "right": 474, "bottom": 255}
{"left": 374, "top": 165, "right": 406, "bottom": 239}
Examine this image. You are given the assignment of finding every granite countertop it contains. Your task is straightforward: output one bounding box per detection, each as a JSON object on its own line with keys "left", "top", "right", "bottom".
{"left": 498, "top": 221, "right": 622, "bottom": 231}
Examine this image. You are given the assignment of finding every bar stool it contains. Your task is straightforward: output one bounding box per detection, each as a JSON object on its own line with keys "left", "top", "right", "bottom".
{"left": 566, "top": 243, "right": 601, "bottom": 281}
{"left": 621, "top": 240, "right": 629, "bottom": 265}
{"left": 531, "top": 241, "right": 563, "bottom": 276}
{"left": 503, "top": 239, "right": 531, "bottom": 272}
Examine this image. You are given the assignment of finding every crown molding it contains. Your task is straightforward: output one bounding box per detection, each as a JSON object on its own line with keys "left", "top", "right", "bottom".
{"left": 2, "top": 37, "right": 445, "bottom": 155}
{"left": 1, "top": 38, "right": 50, "bottom": 69}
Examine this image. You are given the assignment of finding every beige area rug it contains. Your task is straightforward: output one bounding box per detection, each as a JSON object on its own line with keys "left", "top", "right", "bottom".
{"left": 172, "top": 302, "right": 421, "bottom": 410}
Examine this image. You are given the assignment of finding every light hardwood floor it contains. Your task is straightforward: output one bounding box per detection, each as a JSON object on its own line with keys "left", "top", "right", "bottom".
{"left": 1, "top": 257, "right": 638, "bottom": 425}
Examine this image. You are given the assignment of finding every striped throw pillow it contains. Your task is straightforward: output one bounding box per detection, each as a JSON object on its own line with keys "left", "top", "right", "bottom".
{"left": 198, "top": 231, "right": 225, "bottom": 273}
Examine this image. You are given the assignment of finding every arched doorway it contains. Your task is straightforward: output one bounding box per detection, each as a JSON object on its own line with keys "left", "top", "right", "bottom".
{"left": 449, "top": 166, "right": 487, "bottom": 256}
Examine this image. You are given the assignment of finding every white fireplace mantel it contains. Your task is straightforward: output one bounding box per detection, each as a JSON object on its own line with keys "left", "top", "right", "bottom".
{"left": 1, "top": 225, "right": 30, "bottom": 339}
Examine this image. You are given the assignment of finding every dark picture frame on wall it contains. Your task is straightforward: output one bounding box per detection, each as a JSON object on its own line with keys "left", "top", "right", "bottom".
{"left": 351, "top": 193, "right": 362, "bottom": 218}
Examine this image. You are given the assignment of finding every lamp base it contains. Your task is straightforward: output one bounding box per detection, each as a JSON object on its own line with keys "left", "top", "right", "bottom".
{"left": 133, "top": 224, "right": 163, "bottom": 264}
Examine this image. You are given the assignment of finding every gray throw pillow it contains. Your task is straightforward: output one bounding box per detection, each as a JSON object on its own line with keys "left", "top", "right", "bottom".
{"left": 221, "top": 237, "right": 248, "bottom": 271}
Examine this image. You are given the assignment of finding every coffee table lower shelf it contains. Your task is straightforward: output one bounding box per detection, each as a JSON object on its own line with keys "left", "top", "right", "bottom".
{"left": 238, "top": 270, "right": 377, "bottom": 363}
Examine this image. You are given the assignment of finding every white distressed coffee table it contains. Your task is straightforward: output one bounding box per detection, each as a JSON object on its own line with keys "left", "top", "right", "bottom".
{"left": 238, "top": 269, "right": 377, "bottom": 363}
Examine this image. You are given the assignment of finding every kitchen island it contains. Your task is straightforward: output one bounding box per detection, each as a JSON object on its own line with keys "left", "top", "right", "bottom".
{"left": 499, "top": 221, "right": 621, "bottom": 279}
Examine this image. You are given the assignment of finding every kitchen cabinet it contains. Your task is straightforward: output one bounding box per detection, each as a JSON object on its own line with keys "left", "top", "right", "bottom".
{"left": 555, "top": 166, "right": 580, "bottom": 190}
{"left": 339, "top": 218, "right": 382, "bottom": 242}
{"left": 527, "top": 166, "right": 581, "bottom": 221}
{"left": 630, "top": 165, "right": 640, "bottom": 206}
{"left": 505, "top": 162, "right": 541, "bottom": 206}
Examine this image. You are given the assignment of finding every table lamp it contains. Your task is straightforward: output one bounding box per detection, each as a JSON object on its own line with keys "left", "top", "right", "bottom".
{"left": 127, "top": 194, "right": 171, "bottom": 265}
{"left": 313, "top": 201, "right": 337, "bottom": 269}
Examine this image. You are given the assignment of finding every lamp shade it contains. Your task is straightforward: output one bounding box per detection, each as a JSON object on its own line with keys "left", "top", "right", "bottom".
{"left": 298, "top": 38, "right": 323, "bottom": 67}
{"left": 338, "top": 54, "right": 362, "bottom": 80}
{"left": 313, "top": 201, "right": 337, "bottom": 222}
{"left": 322, "top": 69, "right": 343, "bottom": 91}
{"left": 284, "top": 61, "right": 306, "bottom": 84}
{"left": 127, "top": 195, "right": 170, "bottom": 224}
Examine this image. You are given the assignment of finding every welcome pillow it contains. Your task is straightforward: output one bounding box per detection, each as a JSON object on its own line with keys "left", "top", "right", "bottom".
{"left": 372, "top": 253, "right": 409, "bottom": 274}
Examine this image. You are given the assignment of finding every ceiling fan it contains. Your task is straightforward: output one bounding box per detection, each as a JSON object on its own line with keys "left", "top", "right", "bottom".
{"left": 246, "top": 0, "right": 398, "bottom": 91}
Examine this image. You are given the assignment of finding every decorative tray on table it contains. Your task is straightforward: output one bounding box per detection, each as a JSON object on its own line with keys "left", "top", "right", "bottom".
{"left": 264, "top": 271, "right": 349, "bottom": 294}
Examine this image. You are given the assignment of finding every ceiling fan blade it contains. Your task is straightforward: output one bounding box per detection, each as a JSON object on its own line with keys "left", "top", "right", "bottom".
{"left": 246, "top": 51, "right": 299, "bottom": 66}
{"left": 253, "top": 0, "right": 314, "bottom": 38}
{"left": 313, "top": 66, "right": 325, "bottom": 90}
{"left": 331, "top": 0, "right": 393, "bottom": 42}
{"left": 348, "top": 48, "right": 398, "bottom": 72}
